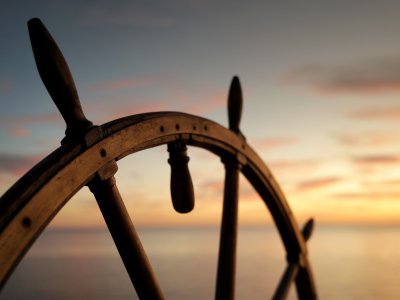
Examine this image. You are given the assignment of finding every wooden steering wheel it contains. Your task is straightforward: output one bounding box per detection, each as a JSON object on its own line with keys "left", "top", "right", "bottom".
{"left": 0, "top": 19, "right": 317, "bottom": 300}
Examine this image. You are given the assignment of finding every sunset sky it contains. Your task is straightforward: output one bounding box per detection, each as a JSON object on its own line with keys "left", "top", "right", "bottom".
{"left": 2, "top": 1, "right": 400, "bottom": 228}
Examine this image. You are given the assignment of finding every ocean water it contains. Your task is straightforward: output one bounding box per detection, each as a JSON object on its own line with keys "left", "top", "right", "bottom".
{"left": 1, "top": 226, "right": 400, "bottom": 300}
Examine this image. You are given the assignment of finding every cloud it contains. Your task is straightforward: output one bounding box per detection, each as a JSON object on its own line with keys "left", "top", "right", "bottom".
{"left": 251, "top": 138, "right": 298, "bottom": 151}
{"left": 78, "top": 4, "right": 174, "bottom": 28}
{"left": 198, "top": 179, "right": 259, "bottom": 202}
{"left": 278, "top": 55, "right": 400, "bottom": 94}
{"left": 183, "top": 92, "right": 226, "bottom": 115}
{"left": 352, "top": 155, "right": 400, "bottom": 165}
{"left": 8, "top": 127, "right": 30, "bottom": 137}
{"left": 239, "top": 188, "right": 259, "bottom": 202}
{"left": 0, "top": 154, "right": 41, "bottom": 177}
{"left": 267, "top": 159, "right": 319, "bottom": 176}
{"left": 105, "top": 102, "right": 169, "bottom": 121}
{"left": 361, "top": 180, "right": 400, "bottom": 187}
{"left": 201, "top": 180, "right": 224, "bottom": 193}
{"left": 295, "top": 178, "right": 340, "bottom": 191}
{"left": 0, "top": 113, "right": 60, "bottom": 125}
{"left": 348, "top": 107, "right": 400, "bottom": 120}
{"left": 335, "top": 131, "right": 400, "bottom": 147}
{"left": 332, "top": 192, "right": 400, "bottom": 200}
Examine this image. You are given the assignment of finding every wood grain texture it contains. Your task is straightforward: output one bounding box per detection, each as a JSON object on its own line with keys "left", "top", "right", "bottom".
{"left": 28, "top": 18, "right": 93, "bottom": 140}
{"left": 0, "top": 112, "right": 316, "bottom": 299}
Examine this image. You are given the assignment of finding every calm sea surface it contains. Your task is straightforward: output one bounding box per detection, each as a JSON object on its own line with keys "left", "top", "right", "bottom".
{"left": 2, "top": 226, "right": 400, "bottom": 300}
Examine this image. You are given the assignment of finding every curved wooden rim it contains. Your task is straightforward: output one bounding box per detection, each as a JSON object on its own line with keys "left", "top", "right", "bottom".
{"left": 0, "top": 112, "right": 316, "bottom": 298}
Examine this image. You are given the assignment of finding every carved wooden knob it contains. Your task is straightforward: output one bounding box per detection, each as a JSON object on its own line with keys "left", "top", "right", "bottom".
{"left": 167, "top": 142, "right": 195, "bottom": 213}
{"left": 301, "top": 218, "right": 314, "bottom": 242}
{"left": 28, "top": 18, "right": 93, "bottom": 140}
{"left": 228, "top": 76, "right": 243, "bottom": 134}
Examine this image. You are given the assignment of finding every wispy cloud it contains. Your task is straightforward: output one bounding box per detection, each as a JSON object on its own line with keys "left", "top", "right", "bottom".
{"left": 105, "top": 102, "right": 169, "bottom": 121}
{"left": 335, "top": 131, "right": 400, "bottom": 147}
{"left": 201, "top": 180, "right": 224, "bottom": 194}
{"left": 251, "top": 138, "right": 298, "bottom": 151}
{"left": 182, "top": 92, "right": 226, "bottom": 115}
{"left": 352, "top": 155, "right": 400, "bottom": 165}
{"left": 8, "top": 127, "right": 30, "bottom": 137}
{"left": 361, "top": 179, "right": 400, "bottom": 187}
{"left": 279, "top": 55, "right": 400, "bottom": 94}
{"left": 0, "top": 113, "right": 60, "bottom": 125}
{"left": 295, "top": 178, "right": 340, "bottom": 191}
{"left": 0, "top": 154, "right": 41, "bottom": 177}
{"left": 267, "top": 159, "right": 319, "bottom": 176}
{"left": 199, "top": 179, "right": 259, "bottom": 202}
{"left": 332, "top": 192, "right": 400, "bottom": 200}
{"left": 348, "top": 107, "right": 400, "bottom": 120}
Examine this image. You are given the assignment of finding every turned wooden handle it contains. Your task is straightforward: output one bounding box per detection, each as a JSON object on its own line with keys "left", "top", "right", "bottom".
{"left": 301, "top": 218, "right": 314, "bottom": 242}
{"left": 167, "top": 142, "right": 195, "bottom": 213}
{"left": 28, "top": 18, "right": 93, "bottom": 139}
{"left": 228, "top": 76, "right": 243, "bottom": 134}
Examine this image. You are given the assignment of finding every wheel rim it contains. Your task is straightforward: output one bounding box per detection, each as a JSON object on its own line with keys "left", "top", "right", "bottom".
{"left": 0, "top": 112, "right": 316, "bottom": 299}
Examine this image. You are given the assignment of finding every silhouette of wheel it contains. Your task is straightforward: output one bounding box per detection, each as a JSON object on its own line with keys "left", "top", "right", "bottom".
{"left": 0, "top": 19, "right": 317, "bottom": 300}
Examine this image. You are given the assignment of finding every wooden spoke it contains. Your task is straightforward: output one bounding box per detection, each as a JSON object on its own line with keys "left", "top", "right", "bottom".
{"left": 271, "top": 218, "right": 316, "bottom": 300}
{"left": 88, "top": 175, "right": 165, "bottom": 300}
{"left": 215, "top": 77, "right": 247, "bottom": 300}
{"left": 28, "top": 18, "right": 165, "bottom": 300}
{"left": 295, "top": 218, "right": 317, "bottom": 300}
{"left": 272, "top": 262, "right": 300, "bottom": 300}
{"left": 215, "top": 158, "right": 242, "bottom": 300}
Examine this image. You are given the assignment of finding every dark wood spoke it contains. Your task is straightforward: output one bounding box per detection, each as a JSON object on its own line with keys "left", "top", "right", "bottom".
{"left": 295, "top": 263, "right": 317, "bottom": 300}
{"left": 215, "top": 158, "right": 242, "bottom": 300}
{"left": 272, "top": 218, "right": 316, "bottom": 300}
{"left": 88, "top": 176, "right": 165, "bottom": 300}
{"left": 271, "top": 262, "right": 300, "bottom": 300}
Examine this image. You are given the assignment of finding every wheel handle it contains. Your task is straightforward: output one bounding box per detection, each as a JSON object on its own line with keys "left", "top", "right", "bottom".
{"left": 28, "top": 18, "right": 93, "bottom": 142}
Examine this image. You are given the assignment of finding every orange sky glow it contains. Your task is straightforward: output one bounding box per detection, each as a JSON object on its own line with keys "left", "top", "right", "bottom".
{"left": 3, "top": 1, "right": 400, "bottom": 229}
